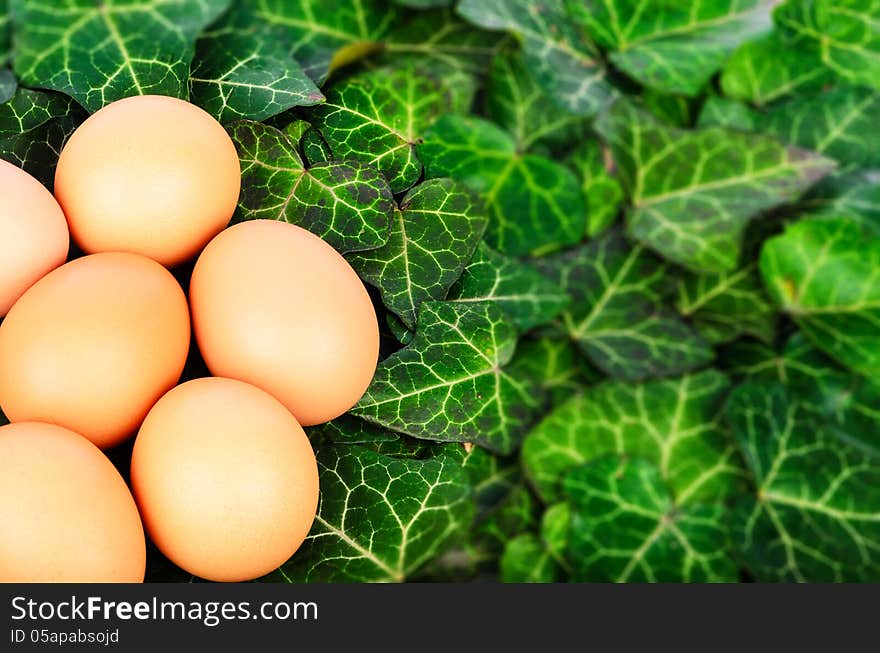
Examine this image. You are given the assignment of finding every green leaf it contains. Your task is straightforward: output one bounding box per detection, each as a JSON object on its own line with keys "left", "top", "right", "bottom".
{"left": 446, "top": 243, "right": 570, "bottom": 332}
{"left": 457, "top": 0, "right": 612, "bottom": 116}
{"left": 12, "top": 0, "right": 230, "bottom": 113}
{"left": 677, "top": 263, "right": 776, "bottom": 345}
{"left": 0, "top": 88, "right": 86, "bottom": 188}
{"left": 485, "top": 49, "right": 586, "bottom": 152}
{"left": 641, "top": 90, "right": 696, "bottom": 127}
{"left": 564, "top": 456, "right": 738, "bottom": 582}
{"left": 0, "top": 70, "right": 14, "bottom": 104}
{"left": 760, "top": 216, "right": 880, "bottom": 377}
{"left": 419, "top": 114, "right": 586, "bottom": 256}
{"left": 726, "top": 381, "right": 880, "bottom": 581}
{"left": 522, "top": 370, "right": 744, "bottom": 504}
{"left": 565, "top": 137, "right": 623, "bottom": 238}
{"left": 0, "top": 0, "right": 10, "bottom": 68}
{"left": 301, "top": 126, "right": 333, "bottom": 166}
{"left": 696, "top": 95, "right": 757, "bottom": 131}
{"left": 570, "top": 0, "right": 773, "bottom": 96}
{"left": 597, "top": 99, "right": 836, "bottom": 272}
{"left": 244, "top": 0, "right": 398, "bottom": 84}
{"left": 395, "top": 0, "right": 450, "bottom": 7}
{"left": 500, "top": 533, "right": 562, "bottom": 582}
{"left": 307, "top": 414, "right": 400, "bottom": 446}
{"left": 311, "top": 64, "right": 455, "bottom": 193}
{"left": 266, "top": 444, "right": 474, "bottom": 582}
{"left": 802, "top": 170, "right": 880, "bottom": 232}
{"left": 352, "top": 301, "right": 544, "bottom": 455}
{"left": 230, "top": 120, "right": 393, "bottom": 254}
{"left": 535, "top": 229, "right": 713, "bottom": 380}
{"left": 459, "top": 445, "right": 520, "bottom": 516}
{"left": 721, "top": 31, "right": 833, "bottom": 105}
{"left": 508, "top": 337, "right": 597, "bottom": 403}
{"left": 761, "top": 86, "right": 880, "bottom": 168}
{"left": 189, "top": 4, "right": 324, "bottom": 123}
{"left": 348, "top": 178, "right": 488, "bottom": 329}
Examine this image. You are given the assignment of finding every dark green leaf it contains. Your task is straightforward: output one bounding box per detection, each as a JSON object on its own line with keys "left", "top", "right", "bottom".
{"left": 266, "top": 444, "right": 473, "bottom": 582}
{"left": 446, "top": 243, "right": 570, "bottom": 332}
{"left": 727, "top": 381, "right": 880, "bottom": 581}
{"left": 307, "top": 414, "right": 400, "bottom": 446}
{"left": 500, "top": 533, "right": 562, "bottom": 582}
{"left": 696, "top": 95, "right": 757, "bottom": 131}
{"left": 348, "top": 178, "right": 488, "bottom": 329}
{"left": 564, "top": 456, "right": 738, "bottom": 582}
{"left": 230, "top": 120, "right": 393, "bottom": 253}
{"left": 565, "top": 137, "right": 623, "bottom": 238}
{"left": 760, "top": 216, "right": 880, "bottom": 377}
{"left": 535, "top": 229, "right": 713, "bottom": 380}
{"left": 352, "top": 301, "right": 544, "bottom": 455}
{"left": 597, "top": 99, "right": 836, "bottom": 272}
{"left": 12, "top": 0, "right": 230, "bottom": 112}
{"left": 522, "top": 370, "right": 744, "bottom": 504}
{"left": 508, "top": 337, "right": 597, "bottom": 403}
{"left": 0, "top": 0, "right": 9, "bottom": 67}
{"left": 0, "top": 71, "right": 13, "bottom": 103}
{"left": 801, "top": 170, "right": 880, "bottom": 233}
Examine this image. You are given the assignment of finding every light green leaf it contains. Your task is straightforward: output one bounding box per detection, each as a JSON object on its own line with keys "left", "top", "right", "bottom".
{"left": 535, "top": 229, "right": 713, "bottom": 380}
{"left": 696, "top": 95, "right": 757, "bottom": 131}
{"left": 353, "top": 301, "right": 544, "bottom": 455}
{"left": 571, "top": 0, "right": 773, "bottom": 96}
{"left": 446, "top": 243, "right": 570, "bottom": 332}
{"left": 230, "top": 120, "right": 393, "bottom": 254}
{"left": 266, "top": 444, "right": 474, "bottom": 582}
{"left": 727, "top": 381, "right": 880, "bottom": 581}
{"left": 597, "top": 99, "right": 836, "bottom": 272}
{"left": 801, "top": 169, "right": 880, "bottom": 235}
{"left": 245, "top": 0, "right": 398, "bottom": 83}
{"left": 300, "top": 126, "right": 332, "bottom": 165}
{"left": 189, "top": 3, "right": 324, "bottom": 123}
{"left": 565, "top": 137, "right": 623, "bottom": 237}
{"left": 522, "top": 370, "right": 744, "bottom": 504}
{"left": 508, "top": 337, "right": 597, "bottom": 403}
{"left": 348, "top": 178, "right": 488, "bottom": 329}
{"left": 457, "top": 0, "right": 612, "bottom": 116}
{"left": 760, "top": 216, "right": 880, "bottom": 377}
{"left": 564, "top": 456, "right": 739, "bottom": 582}
{"left": 311, "top": 64, "right": 455, "bottom": 193}
{"left": 486, "top": 49, "right": 586, "bottom": 152}
{"left": 419, "top": 114, "right": 586, "bottom": 256}
{"left": 12, "top": 0, "right": 230, "bottom": 113}
{"left": 677, "top": 263, "right": 776, "bottom": 345}
{"left": 0, "top": 87, "right": 86, "bottom": 187}
{"left": 500, "top": 533, "right": 562, "bottom": 582}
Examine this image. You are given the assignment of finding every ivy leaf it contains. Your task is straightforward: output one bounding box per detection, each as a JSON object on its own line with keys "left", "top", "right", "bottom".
{"left": 0, "top": 71, "right": 15, "bottom": 103}
{"left": 535, "top": 229, "right": 713, "bottom": 381}
{"left": 348, "top": 178, "right": 488, "bottom": 330}
{"left": 189, "top": 4, "right": 324, "bottom": 124}
{"left": 522, "top": 370, "right": 744, "bottom": 505}
{"left": 696, "top": 95, "right": 757, "bottom": 131}
{"left": 802, "top": 170, "right": 880, "bottom": 235}
{"left": 500, "top": 502, "right": 570, "bottom": 582}
{"left": 266, "top": 444, "right": 474, "bottom": 582}
{"left": 726, "top": 381, "right": 880, "bottom": 581}
{"left": 0, "top": 0, "right": 9, "bottom": 67}
{"left": 352, "top": 301, "right": 544, "bottom": 455}
{"left": 230, "top": 120, "right": 393, "bottom": 254}
{"left": 485, "top": 49, "right": 586, "bottom": 153}
{"left": 457, "top": 0, "right": 612, "bottom": 116}
{"left": 564, "top": 456, "right": 738, "bottom": 582}
{"left": 311, "top": 64, "right": 455, "bottom": 193}
{"left": 761, "top": 86, "right": 880, "bottom": 168}
{"left": 419, "top": 114, "right": 586, "bottom": 256}
{"left": 597, "top": 99, "right": 836, "bottom": 272}
{"left": 0, "top": 88, "right": 86, "bottom": 187}
{"left": 12, "top": 0, "right": 230, "bottom": 113}
{"left": 446, "top": 243, "right": 570, "bottom": 332}
{"left": 307, "top": 415, "right": 400, "bottom": 447}
{"left": 565, "top": 137, "right": 623, "bottom": 238}
{"left": 244, "top": 0, "right": 397, "bottom": 84}
{"left": 677, "top": 263, "right": 776, "bottom": 345}
{"left": 570, "top": 0, "right": 773, "bottom": 97}
{"left": 760, "top": 216, "right": 880, "bottom": 378}
{"left": 395, "top": 0, "right": 450, "bottom": 7}
{"left": 509, "top": 337, "right": 598, "bottom": 403}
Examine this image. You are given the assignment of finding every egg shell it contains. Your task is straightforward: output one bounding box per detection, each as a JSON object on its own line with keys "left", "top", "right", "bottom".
{"left": 0, "top": 159, "right": 69, "bottom": 316}
{"left": 0, "top": 252, "right": 190, "bottom": 448}
{"left": 189, "top": 220, "right": 380, "bottom": 426}
{"left": 54, "top": 95, "right": 241, "bottom": 267}
{"left": 131, "top": 377, "right": 319, "bottom": 582}
{"left": 0, "top": 421, "right": 146, "bottom": 582}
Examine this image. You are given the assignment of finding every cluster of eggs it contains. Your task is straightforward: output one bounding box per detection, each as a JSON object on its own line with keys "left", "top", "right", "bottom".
{"left": 0, "top": 96, "right": 380, "bottom": 582}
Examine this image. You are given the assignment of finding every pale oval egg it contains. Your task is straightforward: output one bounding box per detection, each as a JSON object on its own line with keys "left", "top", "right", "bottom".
{"left": 0, "top": 159, "right": 69, "bottom": 316}
{"left": 0, "top": 421, "right": 146, "bottom": 582}
{"left": 0, "top": 252, "right": 190, "bottom": 448}
{"left": 131, "top": 377, "right": 319, "bottom": 582}
{"left": 190, "top": 220, "right": 380, "bottom": 426}
{"left": 54, "top": 95, "right": 241, "bottom": 267}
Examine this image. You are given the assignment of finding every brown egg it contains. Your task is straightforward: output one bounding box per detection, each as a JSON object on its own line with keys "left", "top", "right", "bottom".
{"left": 190, "top": 220, "right": 379, "bottom": 426}
{"left": 131, "top": 377, "right": 319, "bottom": 582}
{"left": 0, "top": 159, "right": 69, "bottom": 316}
{"left": 0, "top": 252, "right": 190, "bottom": 448}
{"left": 0, "top": 422, "right": 145, "bottom": 582}
{"left": 54, "top": 95, "right": 241, "bottom": 267}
